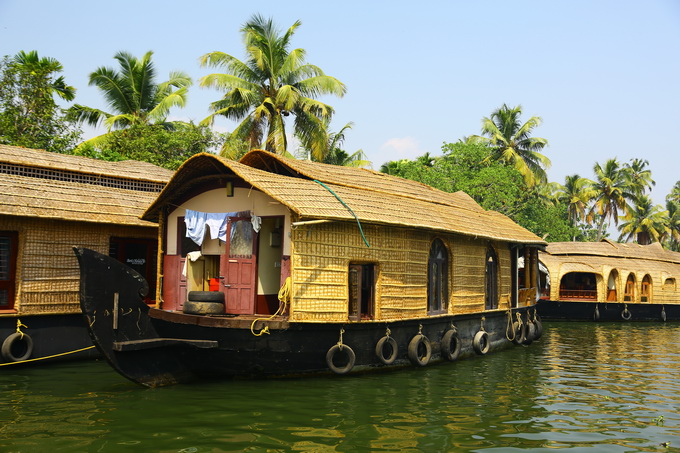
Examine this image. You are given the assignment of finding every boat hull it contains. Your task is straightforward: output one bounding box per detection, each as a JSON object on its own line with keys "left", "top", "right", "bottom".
{"left": 536, "top": 299, "right": 677, "bottom": 322}
{"left": 75, "top": 247, "right": 539, "bottom": 387}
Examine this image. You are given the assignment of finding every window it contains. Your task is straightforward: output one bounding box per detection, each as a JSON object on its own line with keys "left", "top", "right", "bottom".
{"left": 624, "top": 274, "right": 636, "bottom": 302}
{"left": 559, "top": 272, "right": 598, "bottom": 300}
{"left": 0, "top": 232, "right": 18, "bottom": 310}
{"left": 349, "top": 264, "right": 375, "bottom": 320}
{"left": 607, "top": 270, "right": 619, "bottom": 302}
{"left": 485, "top": 246, "right": 499, "bottom": 310}
{"left": 109, "top": 237, "right": 158, "bottom": 304}
{"left": 641, "top": 275, "right": 652, "bottom": 303}
{"left": 428, "top": 239, "right": 448, "bottom": 314}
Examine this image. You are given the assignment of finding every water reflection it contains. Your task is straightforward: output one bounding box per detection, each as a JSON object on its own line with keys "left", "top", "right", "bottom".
{"left": 0, "top": 324, "right": 679, "bottom": 452}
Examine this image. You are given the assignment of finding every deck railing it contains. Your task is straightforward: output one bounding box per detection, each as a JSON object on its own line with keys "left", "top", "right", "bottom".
{"left": 559, "top": 289, "right": 597, "bottom": 300}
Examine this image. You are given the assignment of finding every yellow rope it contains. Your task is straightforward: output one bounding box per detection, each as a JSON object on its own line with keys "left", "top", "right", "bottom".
{"left": 15, "top": 319, "right": 28, "bottom": 339}
{"left": 0, "top": 345, "right": 96, "bottom": 367}
{"left": 250, "top": 277, "right": 291, "bottom": 336}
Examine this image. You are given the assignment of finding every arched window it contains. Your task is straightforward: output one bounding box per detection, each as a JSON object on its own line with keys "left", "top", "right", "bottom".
{"left": 624, "top": 273, "right": 636, "bottom": 302}
{"left": 485, "top": 246, "right": 499, "bottom": 310}
{"left": 428, "top": 239, "right": 448, "bottom": 314}
{"left": 641, "top": 274, "right": 652, "bottom": 303}
{"left": 607, "top": 270, "right": 619, "bottom": 302}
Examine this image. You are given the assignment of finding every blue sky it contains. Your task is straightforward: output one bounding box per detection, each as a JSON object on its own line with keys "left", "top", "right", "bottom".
{"left": 2, "top": 0, "right": 679, "bottom": 208}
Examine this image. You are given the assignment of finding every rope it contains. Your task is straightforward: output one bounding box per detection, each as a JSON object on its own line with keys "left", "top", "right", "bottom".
{"left": 15, "top": 319, "right": 28, "bottom": 339}
{"left": 312, "top": 180, "right": 370, "bottom": 248}
{"left": 250, "top": 277, "right": 291, "bottom": 336}
{"left": 0, "top": 346, "right": 96, "bottom": 367}
{"left": 505, "top": 310, "right": 516, "bottom": 341}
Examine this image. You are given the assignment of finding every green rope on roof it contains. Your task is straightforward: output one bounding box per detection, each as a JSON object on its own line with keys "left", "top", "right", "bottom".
{"left": 313, "top": 179, "right": 370, "bottom": 248}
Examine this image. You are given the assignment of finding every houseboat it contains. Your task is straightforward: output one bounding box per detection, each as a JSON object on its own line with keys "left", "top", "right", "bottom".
{"left": 75, "top": 150, "right": 547, "bottom": 387}
{"left": 0, "top": 145, "right": 171, "bottom": 365}
{"left": 536, "top": 239, "right": 680, "bottom": 321}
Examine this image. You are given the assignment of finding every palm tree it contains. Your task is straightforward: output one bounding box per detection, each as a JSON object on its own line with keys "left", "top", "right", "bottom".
{"left": 590, "top": 159, "right": 630, "bottom": 241}
{"left": 665, "top": 200, "right": 680, "bottom": 251}
{"left": 12, "top": 50, "right": 75, "bottom": 101}
{"left": 624, "top": 158, "right": 655, "bottom": 196}
{"left": 556, "top": 174, "right": 595, "bottom": 226}
{"left": 466, "top": 104, "right": 550, "bottom": 187}
{"left": 668, "top": 181, "right": 680, "bottom": 205}
{"left": 296, "top": 122, "right": 371, "bottom": 168}
{"left": 70, "top": 51, "right": 191, "bottom": 144}
{"left": 199, "top": 15, "right": 346, "bottom": 156}
{"left": 618, "top": 195, "right": 668, "bottom": 245}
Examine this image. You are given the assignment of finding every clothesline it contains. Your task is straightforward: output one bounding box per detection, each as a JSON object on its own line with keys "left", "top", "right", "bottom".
{"left": 185, "top": 209, "right": 262, "bottom": 246}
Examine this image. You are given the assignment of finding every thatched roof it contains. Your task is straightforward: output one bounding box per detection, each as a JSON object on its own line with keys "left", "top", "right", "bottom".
{"left": 0, "top": 145, "right": 172, "bottom": 226}
{"left": 544, "top": 239, "right": 680, "bottom": 265}
{"left": 143, "top": 151, "right": 545, "bottom": 245}
{"left": 0, "top": 144, "right": 173, "bottom": 182}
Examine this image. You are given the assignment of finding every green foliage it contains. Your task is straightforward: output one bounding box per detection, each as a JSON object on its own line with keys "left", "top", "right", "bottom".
{"left": 73, "top": 123, "right": 224, "bottom": 170}
{"left": 381, "top": 141, "right": 578, "bottom": 241}
{"left": 0, "top": 53, "right": 82, "bottom": 152}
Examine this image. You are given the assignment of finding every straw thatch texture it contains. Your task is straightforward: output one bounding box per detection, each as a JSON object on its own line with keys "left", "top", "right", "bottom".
{"left": 0, "top": 144, "right": 173, "bottom": 183}
{"left": 541, "top": 241, "right": 680, "bottom": 305}
{"left": 0, "top": 215, "right": 155, "bottom": 315}
{"left": 145, "top": 152, "right": 545, "bottom": 246}
{"left": 290, "top": 222, "right": 514, "bottom": 322}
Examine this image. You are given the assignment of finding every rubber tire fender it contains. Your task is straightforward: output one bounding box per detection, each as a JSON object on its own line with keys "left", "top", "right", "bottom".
{"left": 326, "top": 344, "right": 356, "bottom": 375}
{"left": 375, "top": 336, "right": 398, "bottom": 365}
{"left": 1, "top": 332, "right": 33, "bottom": 362}
{"left": 523, "top": 321, "right": 536, "bottom": 345}
{"left": 473, "top": 330, "right": 490, "bottom": 355}
{"left": 533, "top": 318, "right": 543, "bottom": 340}
{"left": 407, "top": 334, "right": 432, "bottom": 366}
{"left": 511, "top": 321, "right": 526, "bottom": 345}
{"left": 187, "top": 291, "right": 225, "bottom": 303}
{"left": 182, "top": 300, "right": 225, "bottom": 315}
{"left": 441, "top": 329, "right": 461, "bottom": 361}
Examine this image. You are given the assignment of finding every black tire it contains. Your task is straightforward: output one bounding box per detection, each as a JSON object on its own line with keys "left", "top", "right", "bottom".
{"left": 187, "top": 291, "right": 225, "bottom": 303}
{"left": 1, "top": 332, "right": 33, "bottom": 362}
{"left": 375, "top": 336, "right": 398, "bottom": 365}
{"left": 473, "top": 330, "right": 490, "bottom": 355}
{"left": 511, "top": 321, "right": 525, "bottom": 345}
{"left": 534, "top": 318, "right": 543, "bottom": 340}
{"left": 441, "top": 329, "right": 461, "bottom": 361}
{"left": 182, "top": 300, "right": 225, "bottom": 315}
{"left": 407, "top": 334, "right": 431, "bottom": 366}
{"left": 326, "top": 344, "right": 356, "bottom": 374}
{"left": 523, "top": 321, "right": 536, "bottom": 345}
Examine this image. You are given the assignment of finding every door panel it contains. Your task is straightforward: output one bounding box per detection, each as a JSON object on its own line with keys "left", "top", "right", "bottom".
{"left": 220, "top": 218, "right": 257, "bottom": 315}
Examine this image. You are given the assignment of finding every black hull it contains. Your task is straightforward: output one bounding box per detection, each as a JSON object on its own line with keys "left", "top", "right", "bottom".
{"left": 0, "top": 314, "right": 98, "bottom": 366}
{"left": 536, "top": 299, "right": 677, "bottom": 322}
{"left": 75, "top": 247, "right": 539, "bottom": 387}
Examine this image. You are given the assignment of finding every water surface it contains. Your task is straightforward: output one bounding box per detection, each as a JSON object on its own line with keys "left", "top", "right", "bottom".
{"left": 1, "top": 323, "right": 679, "bottom": 452}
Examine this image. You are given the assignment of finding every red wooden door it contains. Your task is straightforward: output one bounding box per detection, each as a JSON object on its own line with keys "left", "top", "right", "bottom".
{"left": 220, "top": 218, "right": 257, "bottom": 314}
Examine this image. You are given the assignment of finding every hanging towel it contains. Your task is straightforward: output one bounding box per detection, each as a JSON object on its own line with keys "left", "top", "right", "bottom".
{"left": 251, "top": 215, "right": 262, "bottom": 233}
{"left": 206, "top": 212, "right": 232, "bottom": 242}
{"left": 182, "top": 251, "right": 203, "bottom": 277}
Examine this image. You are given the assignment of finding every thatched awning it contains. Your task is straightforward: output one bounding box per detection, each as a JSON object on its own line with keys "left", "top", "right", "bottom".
{"left": 0, "top": 145, "right": 172, "bottom": 226}
{"left": 544, "top": 239, "right": 680, "bottom": 265}
{"left": 143, "top": 151, "right": 546, "bottom": 246}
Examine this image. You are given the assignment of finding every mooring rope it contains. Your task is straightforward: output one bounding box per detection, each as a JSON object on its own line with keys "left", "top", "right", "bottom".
{"left": 312, "top": 179, "right": 370, "bottom": 248}
{"left": 0, "top": 345, "right": 96, "bottom": 367}
{"left": 250, "top": 277, "right": 291, "bottom": 336}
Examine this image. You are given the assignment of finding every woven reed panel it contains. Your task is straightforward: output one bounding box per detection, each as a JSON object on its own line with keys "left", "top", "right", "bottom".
{"left": 289, "top": 221, "right": 510, "bottom": 322}
{"left": 0, "top": 215, "right": 156, "bottom": 315}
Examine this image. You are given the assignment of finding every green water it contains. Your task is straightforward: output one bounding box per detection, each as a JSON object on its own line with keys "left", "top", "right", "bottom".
{"left": 1, "top": 323, "right": 679, "bottom": 452}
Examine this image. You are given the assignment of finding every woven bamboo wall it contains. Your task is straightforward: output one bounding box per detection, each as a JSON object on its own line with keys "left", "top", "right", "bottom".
{"left": 0, "top": 215, "right": 156, "bottom": 315}
{"left": 290, "top": 221, "right": 513, "bottom": 322}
